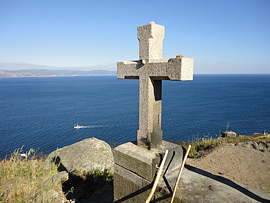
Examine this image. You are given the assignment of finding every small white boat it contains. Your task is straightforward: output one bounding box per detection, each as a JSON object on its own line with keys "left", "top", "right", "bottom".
{"left": 74, "top": 123, "right": 82, "bottom": 129}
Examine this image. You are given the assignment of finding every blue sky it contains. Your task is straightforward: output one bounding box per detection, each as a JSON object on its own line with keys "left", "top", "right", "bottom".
{"left": 0, "top": 0, "right": 269, "bottom": 73}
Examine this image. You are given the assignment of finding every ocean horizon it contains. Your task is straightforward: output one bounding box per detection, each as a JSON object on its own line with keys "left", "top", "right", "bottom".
{"left": 0, "top": 74, "right": 269, "bottom": 158}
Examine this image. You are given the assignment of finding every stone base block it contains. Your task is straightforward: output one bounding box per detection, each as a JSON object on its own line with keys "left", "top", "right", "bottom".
{"left": 114, "top": 164, "right": 182, "bottom": 203}
{"left": 114, "top": 140, "right": 184, "bottom": 202}
{"left": 114, "top": 142, "right": 160, "bottom": 181}
{"left": 114, "top": 140, "right": 183, "bottom": 181}
{"left": 114, "top": 165, "right": 151, "bottom": 202}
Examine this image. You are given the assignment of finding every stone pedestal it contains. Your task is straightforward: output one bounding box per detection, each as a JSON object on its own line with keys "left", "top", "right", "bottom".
{"left": 114, "top": 141, "right": 184, "bottom": 202}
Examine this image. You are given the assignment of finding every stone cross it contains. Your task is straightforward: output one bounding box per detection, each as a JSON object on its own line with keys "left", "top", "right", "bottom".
{"left": 117, "top": 22, "right": 194, "bottom": 149}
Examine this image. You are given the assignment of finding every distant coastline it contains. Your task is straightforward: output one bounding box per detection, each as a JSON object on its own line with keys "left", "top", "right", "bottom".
{"left": 0, "top": 62, "right": 117, "bottom": 78}
{"left": 0, "top": 69, "right": 117, "bottom": 78}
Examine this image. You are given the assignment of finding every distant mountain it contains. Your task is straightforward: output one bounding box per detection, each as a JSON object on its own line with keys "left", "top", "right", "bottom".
{"left": 0, "top": 62, "right": 117, "bottom": 77}
{"left": 0, "top": 62, "right": 116, "bottom": 71}
{"left": 0, "top": 69, "right": 116, "bottom": 78}
{"left": 0, "top": 63, "right": 57, "bottom": 70}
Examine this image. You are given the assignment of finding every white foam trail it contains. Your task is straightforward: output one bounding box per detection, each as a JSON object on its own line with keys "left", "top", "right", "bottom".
{"left": 78, "top": 125, "right": 102, "bottom": 129}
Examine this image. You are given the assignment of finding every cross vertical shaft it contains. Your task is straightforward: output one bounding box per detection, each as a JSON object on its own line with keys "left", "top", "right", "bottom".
{"left": 137, "top": 22, "right": 164, "bottom": 148}
{"left": 137, "top": 75, "right": 163, "bottom": 148}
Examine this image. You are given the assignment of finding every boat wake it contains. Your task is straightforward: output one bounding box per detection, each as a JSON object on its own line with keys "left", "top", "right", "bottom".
{"left": 74, "top": 123, "right": 101, "bottom": 129}
{"left": 79, "top": 125, "right": 100, "bottom": 128}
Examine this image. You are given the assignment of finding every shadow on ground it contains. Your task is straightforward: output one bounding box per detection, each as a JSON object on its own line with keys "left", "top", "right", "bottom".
{"left": 52, "top": 156, "right": 113, "bottom": 203}
{"left": 185, "top": 164, "right": 270, "bottom": 203}
{"left": 62, "top": 173, "right": 113, "bottom": 203}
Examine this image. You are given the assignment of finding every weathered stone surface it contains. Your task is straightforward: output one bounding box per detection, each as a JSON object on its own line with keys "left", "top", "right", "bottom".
{"left": 220, "top": 131, "right": 237, "bottom": 138}
{"left": 114, "top": 164, "right": 151, "bottom": 189}
{"left": 137, "top": 22, "right": 164, "bottom": 60}
{"left": 115, "top": 22, "right": 193, "bottom": 202}
{"left": 117, "top": 58, "right": 194, "bottom": 81}
{"left": 151, "top": 140, "right": 183, "bottom": 177}
{"left": 114, "top": 141, "right": 183, "bottom": 181}
{"left": 236, "top": 141, "right": 270, "bottom": 152}
{"left": 114, "top": 171, "right": 151, "bottom": 203}
{"left": 114, "top": 141, "right": 184, "bottom": 202}
{"left": 117, "top": 22, "right": 194, "bottom": 149}
{"left": 45, "top": 137, "right": 114, "bottom": 173}
{"left": 46, "top": 171, "right": 69, "bottom": 187}
{"left": 258, "top": 141, "right": 269, "bottom": 152}
{"left": 114, "top": 142, "right": 160, "bottom": 181}
{"left": 236, "top": 142, "right": 255, "bottom": 149}
{"left": 252, "top": 141, "right": 259, "bottom": 150}
{"left": 114, "top": 165, "right": 182, "bottom": 203}
{"left": 55, "top": 171, "right": 69, "bottom": 183}
{"left": 169, "top": 167, "right": 270, "bottom": 202}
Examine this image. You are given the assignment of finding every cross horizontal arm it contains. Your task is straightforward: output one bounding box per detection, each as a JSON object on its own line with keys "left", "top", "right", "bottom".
{"left": 117, "top": 61, "right": 141, "bottom": 79}
{"left": 117, "top": 57, "right": 193, "bottom": 81}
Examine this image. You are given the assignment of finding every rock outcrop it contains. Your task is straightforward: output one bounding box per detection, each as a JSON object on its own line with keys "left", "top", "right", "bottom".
{"left": 236, "top": 141, "right": 270, "bottom": 152}
{"left": 220, "top": 131, "right": 237, "bottom": 138}
{"left": 45, "top": 137, "right": 114, "bottom": 174}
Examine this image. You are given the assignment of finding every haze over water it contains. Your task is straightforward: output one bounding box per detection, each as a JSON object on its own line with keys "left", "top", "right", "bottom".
{"left": 0, "top": 75, "right": 269, "bottom": 157}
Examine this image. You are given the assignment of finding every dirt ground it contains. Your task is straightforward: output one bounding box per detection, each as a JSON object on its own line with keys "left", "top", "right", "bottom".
{"left": 186, "top": 143, "right": 270, "bottom": 193}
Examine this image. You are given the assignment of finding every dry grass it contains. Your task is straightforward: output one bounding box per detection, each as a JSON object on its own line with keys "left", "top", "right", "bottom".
{"left": 180, "top": 133, "right": 270, "bottom": 158}
{"left": 0, "top": 147, "right": 64, "bottom": 202}
{"left": 0, "top": 147, "right": 114, "bottom": 202}
{"left": 224, "top": 133, "right": 270, "bottom": 144}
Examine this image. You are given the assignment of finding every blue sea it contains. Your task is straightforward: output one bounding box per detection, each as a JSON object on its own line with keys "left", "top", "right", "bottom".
{"left": 0, "top": 75, "right": 269, "bottom": 158}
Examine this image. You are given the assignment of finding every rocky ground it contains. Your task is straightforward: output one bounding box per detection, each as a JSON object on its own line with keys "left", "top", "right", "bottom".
{"left": 93, "top": 139, "right": 270, "bottom": 202}
{"left": 3, "top": 138, "right": 268, "bottom": 202}
{"left": 187, "top": 141, "right": 270, "bottom": 194}
{"left": 80, "top": 139, "right": 270, "bottom": 202}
